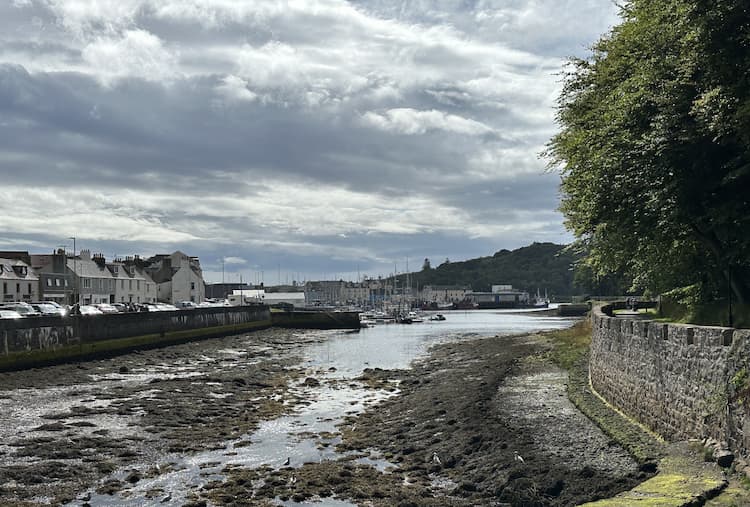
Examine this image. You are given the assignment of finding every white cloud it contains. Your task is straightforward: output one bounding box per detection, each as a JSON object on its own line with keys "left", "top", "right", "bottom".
{"left": 215, "top": 74, "right": 257, "bottom": 102}
{"left": 361, "top": 108, "right": 495, "bottom": 136}
{"left": 81, "top": 29, "right": 178, "bottom": 84}
{"left": 222, "top": 256, "right": 246, "bottom": 265}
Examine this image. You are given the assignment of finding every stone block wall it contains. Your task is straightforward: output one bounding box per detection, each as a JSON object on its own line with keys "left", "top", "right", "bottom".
{"left": 0, "top": 306, "right": 271, "bottom": 370}
{"left": 591, "top": 305, "right": 750, "bottom": 456}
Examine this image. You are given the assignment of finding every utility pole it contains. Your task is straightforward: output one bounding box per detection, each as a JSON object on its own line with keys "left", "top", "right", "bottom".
{"left": 68, "top": 236, "right": 77, "bottom": 305}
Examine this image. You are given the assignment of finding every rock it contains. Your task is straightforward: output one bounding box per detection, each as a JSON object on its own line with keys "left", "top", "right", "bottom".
{"left": 303, "top": 377, "right": 321, "bottom": 387}
{"left": 639, "top": 462, "right": 657, "bottom": 473}
{"left": 119, "top": 366, "right": 129, "bottom": 374}
{"left": 125, "top": 471, "right": 142, "bottom": 484}
{"left": 715, "top": 449, "right": 734, "bottom": 468}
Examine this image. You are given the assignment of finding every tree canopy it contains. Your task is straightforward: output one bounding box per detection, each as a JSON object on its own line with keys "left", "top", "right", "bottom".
{"left": 546, "top": 1, "right": 750, "bottom": 303}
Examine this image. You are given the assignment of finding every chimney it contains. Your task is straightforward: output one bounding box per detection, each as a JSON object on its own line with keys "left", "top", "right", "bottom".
{"left": 93, "top": 253, "right": 106, "bottom": 267}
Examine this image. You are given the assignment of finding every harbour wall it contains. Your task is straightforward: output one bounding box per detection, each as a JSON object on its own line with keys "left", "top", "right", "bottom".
{"left": 0, "top": 306, "right": 272, "bottom": 371}
{"left": 591, "top": 303, "right": 750, "bottom": 456}
{"left": 271, "top": 310, "right": 361, "bottom": 329}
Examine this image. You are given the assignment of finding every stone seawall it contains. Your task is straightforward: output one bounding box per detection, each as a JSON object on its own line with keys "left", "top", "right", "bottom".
{"left": 271, "top": 310, "right": 361, "bottom": 329}
{"left": 591, "top": 305, "right": 750, "bottom": 457}
{"left": 0, "top": 306, "right": 272, "bottom": 371}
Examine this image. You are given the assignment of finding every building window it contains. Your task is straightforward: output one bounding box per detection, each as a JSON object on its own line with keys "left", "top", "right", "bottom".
{"left": 16, "top": 283, "right": 20, "bottom": 293}
{"left": 65, "top": 279, "right": 69, "bottom": 287}
{"left": 191, "top": 282, "right": 195, "bottom": 290}
{"left": 137, "top": 280, "right": 140, "bottom": 290}
{"left": 46, "top": 279, "right": 53, "bottom": 287}
{"left": 2, "top": 282, "right": 6, "bottom": 294}
{"left": 129, "top": 280, "right": 133, "bottom": 290}
{"left": 55, "top": 278, "right": 61, "bottom": 287}
{"left": 28, "top": 283, "right": 32, "bottom": 294}
{"left": 83, "top": 278, "right": 91, "bottom": 288}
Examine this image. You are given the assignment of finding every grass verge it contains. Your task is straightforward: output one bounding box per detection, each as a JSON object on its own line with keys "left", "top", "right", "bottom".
{"left": 544, "top": 320, "right": 664, "bottom": 464}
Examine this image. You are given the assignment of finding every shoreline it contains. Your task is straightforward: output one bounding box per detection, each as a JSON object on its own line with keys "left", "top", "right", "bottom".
{"left": 205, "top": 329, "right": 649, "bottom": 506}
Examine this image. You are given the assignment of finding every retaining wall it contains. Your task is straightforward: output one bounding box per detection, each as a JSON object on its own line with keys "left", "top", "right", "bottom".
{"left": 271, "top": 310, "right": 361, "bottom": 329}
{"left": 0, "top": 306, "right": 271, "bottom": 370}
{"left": 591, "top": 304, "right": 750, "bottom": 456}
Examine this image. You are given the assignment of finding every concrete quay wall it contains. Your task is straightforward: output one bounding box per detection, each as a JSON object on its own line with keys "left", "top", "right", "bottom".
{"left": 0, "top": 306, "right": 272, "bottom": 371}
{"left": 591, "top": 304, "right": 750, "bottom": 456}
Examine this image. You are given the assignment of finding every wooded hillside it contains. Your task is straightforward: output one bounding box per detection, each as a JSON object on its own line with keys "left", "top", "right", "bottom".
{"left": 408, "top": 242, "right": 582, "bottom": 299}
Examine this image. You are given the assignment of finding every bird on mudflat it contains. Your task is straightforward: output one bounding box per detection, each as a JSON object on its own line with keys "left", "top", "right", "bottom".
{"left": 283, "top": 456, "right": 290, "bottom": 466}
{"left": 514, "top": 451, "right": 524, "bottom": 463}
{"left": 432, "top": 452, "right": 441, "bottom": 465}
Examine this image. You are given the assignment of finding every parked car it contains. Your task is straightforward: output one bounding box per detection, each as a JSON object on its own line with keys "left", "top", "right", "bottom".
{"left": 177, "top": 301, "right": 197, "bottom": 309}
{"left": 154, "top": 303, "right": 179, "bottom": 311}
{"left": 1, "top": 302, "right": 41, "bottom": 317}
{"left": 0, "top": 309, "right": 22, "bottom": 319}
{"left": 78, "top": 305, "right": 103, "bottom": 316}
{"left": 93, "top": 303, "right": 119, "bottom": 314}
{"left": 30, "top": 303, "right": 65, "bottom": 316}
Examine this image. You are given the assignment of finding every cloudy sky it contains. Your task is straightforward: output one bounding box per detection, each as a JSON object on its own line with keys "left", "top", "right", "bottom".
{"left": 0, "top": 0, "right": 619, "bottom": 284}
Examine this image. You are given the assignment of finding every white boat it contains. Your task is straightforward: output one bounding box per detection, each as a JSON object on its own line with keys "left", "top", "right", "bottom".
{"left": 407, "top": 311, "right": 424, "bottom": 323}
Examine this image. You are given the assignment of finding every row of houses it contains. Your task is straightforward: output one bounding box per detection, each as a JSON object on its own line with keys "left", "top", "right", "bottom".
{"left": 0, "top": 250, "right": 205, "bottom": 305}
{"left": 302, "top": 279, "right": 529, "bottom": 307}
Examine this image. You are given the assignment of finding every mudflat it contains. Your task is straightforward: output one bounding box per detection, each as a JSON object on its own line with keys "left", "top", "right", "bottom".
{"left": 0, "top": 326, "right": 647, "bottom": 506}
{"left": 209, "top": 332, "right": 647, "bottom": 506}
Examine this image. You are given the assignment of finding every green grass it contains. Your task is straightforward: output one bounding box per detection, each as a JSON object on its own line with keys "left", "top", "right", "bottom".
{"left": 545, "top": 319, "right": 592, "bottom": 370}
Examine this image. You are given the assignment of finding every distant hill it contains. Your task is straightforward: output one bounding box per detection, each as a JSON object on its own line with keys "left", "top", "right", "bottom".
{"left": 408, "top": 242, "right": 582, "bottom": 299}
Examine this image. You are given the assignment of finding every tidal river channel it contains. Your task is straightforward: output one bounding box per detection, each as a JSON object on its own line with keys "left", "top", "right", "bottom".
{"left": 0, "top": 311, "right": 643, "bottom": 506}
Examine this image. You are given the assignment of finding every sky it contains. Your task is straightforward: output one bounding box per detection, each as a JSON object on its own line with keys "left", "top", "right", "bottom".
{"left": 0, "top": 0, "right": 620, "bottom": 284}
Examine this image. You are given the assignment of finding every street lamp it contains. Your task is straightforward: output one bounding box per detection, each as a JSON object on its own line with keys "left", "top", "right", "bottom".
{"left": 69, "top": 236, "right": 77, "bottom": 305}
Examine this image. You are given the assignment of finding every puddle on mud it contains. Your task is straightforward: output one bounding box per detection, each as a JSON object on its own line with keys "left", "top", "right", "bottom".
{"left": 10, "top": 310, "right": 576, "bottom": 507}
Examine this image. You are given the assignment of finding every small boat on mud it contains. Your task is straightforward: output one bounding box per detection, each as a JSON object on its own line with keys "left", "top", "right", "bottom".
{"left": 429, "top": 313, "right": 446, "bottom": 321}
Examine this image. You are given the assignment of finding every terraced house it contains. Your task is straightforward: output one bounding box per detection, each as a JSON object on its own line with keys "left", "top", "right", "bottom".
{"left": 0, "top": 252, "right": 39, "bottom": 302}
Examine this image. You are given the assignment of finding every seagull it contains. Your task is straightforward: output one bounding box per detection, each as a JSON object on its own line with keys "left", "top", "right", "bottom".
{"left": 283, "top": 456, "right": 290, "bottom": 466}
{"left": 289, "top": 475, "right": 297, "bottom": 486}
{"left": 514, "top": 451, "right": 524, "bottom": 463}
{"left": 350, "top": 424, "right": 357, "bottom": 432}
{"left": 432, "top": 452, "right": 441, "bottom": 465}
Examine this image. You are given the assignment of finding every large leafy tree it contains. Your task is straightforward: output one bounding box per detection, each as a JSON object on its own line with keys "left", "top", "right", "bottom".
{"left": 547, "top": 1, "right": 750, "bottom": 303}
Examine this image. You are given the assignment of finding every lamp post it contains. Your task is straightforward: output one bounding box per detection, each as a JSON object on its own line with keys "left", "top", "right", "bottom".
{"left": 57, "top": 244, "right": 68, "bottom": 304}
{"left": 69, "top": 236, "right": 77, "bottom": 305}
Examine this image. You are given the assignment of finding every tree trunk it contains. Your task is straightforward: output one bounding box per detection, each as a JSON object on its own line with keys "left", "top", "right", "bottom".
{"left": 688, "top": 223, "right": 748, "bottom": 304}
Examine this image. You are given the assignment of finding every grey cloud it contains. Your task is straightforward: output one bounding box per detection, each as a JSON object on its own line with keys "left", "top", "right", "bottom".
{"left": 0, "top": 0, "right": 615, "bottom": 278}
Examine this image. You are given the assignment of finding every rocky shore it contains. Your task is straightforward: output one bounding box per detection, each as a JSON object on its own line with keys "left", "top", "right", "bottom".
{"left": 207, "top": 332, "right": 647, "bottom": 506}
{"left": 1, "top": 323, "right": 652, "bottom": 506}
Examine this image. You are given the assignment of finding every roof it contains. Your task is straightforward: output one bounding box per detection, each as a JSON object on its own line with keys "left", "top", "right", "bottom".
{"left": 0, "top": 258, "right": 39, "bottom": 281}
{"left": 67, "top": 258, "right": 114, "bottom": 279}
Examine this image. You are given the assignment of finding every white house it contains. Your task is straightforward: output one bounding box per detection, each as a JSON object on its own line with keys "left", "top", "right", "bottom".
{"left": 145, "top": 251, "right": 205, "bottom": 304}
{"left": 0, "top": 254, "right": 39, "bottom": 302}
